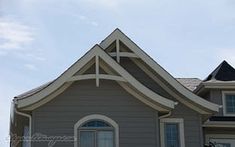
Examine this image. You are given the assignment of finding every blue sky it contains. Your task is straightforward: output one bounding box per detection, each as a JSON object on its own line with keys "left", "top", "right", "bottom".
{"left": 0, "top": 0, "right": 235, "bottom": 146}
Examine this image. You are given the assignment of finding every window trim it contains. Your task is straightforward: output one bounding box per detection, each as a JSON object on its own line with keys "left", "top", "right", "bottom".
{"left": 160, "top": 118, "right": 185, "bottom": 147}
{"left": 205, "top": 134, "right": 235, "bottom": 147}
{"left": 74, "top": 114, "right": 119, "bottom": 147}
{"left": 222, "top": 91, "right": 235, "bottom": 116}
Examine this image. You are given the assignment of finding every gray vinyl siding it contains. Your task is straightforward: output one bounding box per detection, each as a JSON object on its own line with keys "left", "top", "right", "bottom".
{"left": 120, "top": 58, "right": 203, "bottom": 147}
{"left": 170, "top": 103, "right": 203, "bottom": 147}
{"left": 120, "top": 58, "right": 172, "bottom": 98}
{"left": 210, "top": 90, "right": 223, "bottom": 116}
{"left": 32, "top": 80, "right": 158, "bottom": 147}
{"left": 209, "top": 89, "right": 235, "bottom": 116}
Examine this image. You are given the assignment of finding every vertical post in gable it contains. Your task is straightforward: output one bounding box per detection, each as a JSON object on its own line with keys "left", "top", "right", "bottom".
{"left": 96, "top": 55, "right": 99, "bottom": 87}
{"left": 116, "top": 39, "right": 120, "bottom": 63}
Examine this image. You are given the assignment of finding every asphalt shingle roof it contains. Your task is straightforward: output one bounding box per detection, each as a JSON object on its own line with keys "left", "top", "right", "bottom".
{"left": 176, "top": 78, "right": 202, "bottom": 91}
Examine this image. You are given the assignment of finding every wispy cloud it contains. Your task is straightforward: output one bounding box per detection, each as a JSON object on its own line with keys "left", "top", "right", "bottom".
{"left": 15, "top": 52, "right": 47, "bottom": 61}
{"left": 24, "top": 63, "right": 38, "bottom": 71}
{"left": 0, "top": 17, "right": 46, "bottom": 63}
{"left": 74, "top": 15, "right": 99, "bottom": 27}
{"left": 0, "top": 17, "right": 34, "bottom": 50}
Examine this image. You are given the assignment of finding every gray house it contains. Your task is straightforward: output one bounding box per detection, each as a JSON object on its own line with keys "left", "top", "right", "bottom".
{"left": 10, "top": 29, "right": 235, "bottom": 147}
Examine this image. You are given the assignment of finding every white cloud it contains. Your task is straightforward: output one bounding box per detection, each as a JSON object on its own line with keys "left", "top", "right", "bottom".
{"left": 91, "top": 21, "right": 99, "bottom": 27}
{"left": 15, "top": 52, "right": 47, "bottom": 61}
{"left": 0, "top": 17, "right": 34, "bottom": 50}
{"left": 26, "top": 53, "right": 46, "bottom": 61}
{"left": 24, "top": 63, "right": 38, "bottom": 71}
{"left": 74, "top": 14, "right": 99, "bottom": 27}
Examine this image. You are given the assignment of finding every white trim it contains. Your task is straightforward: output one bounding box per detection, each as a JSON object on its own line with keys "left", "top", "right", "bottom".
{"left": 99, "top": 59, "right": 170, "bottom": 112}
{"left": 195, "top": 82, "right": 235, "bottom": 94}
{"left": 96, "top": 55, "right": 99, "bottom": 87}
{"left": 67, "top": 74, "right": 96, "bottom": 82}
{"left": 206, "top": 134, "right": 235, "bottom": 140}
{"left": 16, "top": 45, "right": 175, "bottom": 111}
{"left": 119, "top": 82, "right": 169, "bottom": 112}
{"left": 109, "top": 52, "right": 139, "bottom": 58}
{"left": 17, "top": 45, "right": 99, "bottom": 108}
{"left": 160, "top": 118, "right": 185, "bottom": 147}
{"left": 21, "top": 83, "right": 72, "bottom": 110}
{"left": 98, "top": 47, "right": 175, "bottom": 109}
{"left": 116, "top": 39, "right": 120, "bottom": 63}
{"left": 100, "top": 29, "right": 219, "bottom": 113}
{"left": 203, "top": 121, "right": 235, "bottom": 128}
{"left": 222, "top": 91, "right": 235, "bottom": 116}
{"left": 67, "top": 74, "right": 126, "bottom": 82}
{"left": 205, "top": 134, "right": 235, "bottom": 145}
{"left": 204, "top": 81, "right": 235, "bottom": 86}
{"left": 74, "top": 114, "right": 119, "bottom": 147}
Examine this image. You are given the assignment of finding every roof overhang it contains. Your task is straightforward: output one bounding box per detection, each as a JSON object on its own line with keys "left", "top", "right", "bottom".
{"left": 195, "top": 81, "right": 235, "bottom": 94}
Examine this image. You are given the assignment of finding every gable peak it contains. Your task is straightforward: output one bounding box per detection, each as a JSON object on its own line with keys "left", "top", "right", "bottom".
{"left": 204, "top": 60, "right": 235, "bottom": 81}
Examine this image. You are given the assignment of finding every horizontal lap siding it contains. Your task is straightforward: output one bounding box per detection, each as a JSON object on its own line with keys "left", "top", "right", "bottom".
{"left": 120, "top": 58, "right": 172, "bottom": 98}
{"left": 170, "top": 103, "right": 203, "bottom": 147}
{"left": 120, "top": 58, "right": 203, "bottom": 147}
{"left": 32, "top": 80, "right": 158, "bottom": 147}
{"left": 210, "top": 90, "right": 223, "bottom": 116}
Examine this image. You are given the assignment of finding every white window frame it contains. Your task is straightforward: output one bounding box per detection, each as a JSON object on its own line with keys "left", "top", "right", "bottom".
{"left": 160, "top": 118, "right": 185, "bottom": 147}
{"left": 222, "top": 91, "right": 235, "bottom": 116}
{"left": 74, "top": 114, "right": 119, "bottom": 147}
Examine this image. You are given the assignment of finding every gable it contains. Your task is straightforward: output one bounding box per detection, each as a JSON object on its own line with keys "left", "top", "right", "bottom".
{"left": 100, "top": 29, "right": 219, "bottom": 114}
{"left": 194, "top": 61, "right": 235, "bottom": 95}
{"left": 205, "top": 60, "right": 235, "bottom": 81}
{"left": 15, "top": 45, "right": 175, "bottom": 112}
{"left": 14, "top": 29, "right": 219, "bottom": 115}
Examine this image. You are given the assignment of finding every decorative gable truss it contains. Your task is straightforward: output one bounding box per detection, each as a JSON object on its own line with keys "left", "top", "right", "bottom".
{"left": 15, "top": 45, "right": 176, "bottom": 112}
{"left": 15, "top": 29, "right": 220, "bottom": 115}
{"left": 100, "top": 29, "right": 220, "bottom": 114}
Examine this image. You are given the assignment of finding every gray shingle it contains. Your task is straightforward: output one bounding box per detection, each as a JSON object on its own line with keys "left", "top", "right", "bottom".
{"left": 176, "top": 78, "right": 202, "bottom": 91}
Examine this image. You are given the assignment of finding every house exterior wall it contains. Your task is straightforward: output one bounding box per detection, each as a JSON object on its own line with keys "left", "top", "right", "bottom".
{"left": 169, "top": 103, "right": 203, "bottom": 147}
{"left": 120, "top": 58, "right": 171, "bottom": 98}
{"left": 31, "top": 80, "right": 159, "bottom": 147}
{"left": 210, "top": 89, "right": 223, "bottom": 116}
{"left": 207, "top": 89, "right": 235, "bottom": 116}
{"left": 120, "top": 58, "right": 203, "bottom": 147}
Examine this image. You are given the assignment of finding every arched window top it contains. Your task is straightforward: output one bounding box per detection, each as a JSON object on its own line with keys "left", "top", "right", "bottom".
{"left": 74, "top": 114, "right": 119, "bottom": 147}
{"left": 81, "top": 120, "right": 111, "bottom": 128}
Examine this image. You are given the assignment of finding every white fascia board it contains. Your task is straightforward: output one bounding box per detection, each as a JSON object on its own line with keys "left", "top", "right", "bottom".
{"left": 195, "top": 82, "right": 235, "bottom": 94}
{"left": 100, "top": 29, "right": 220, "bottom": 113}
{"left": 203, "top": 81, "right": 235, "bottom": 89}
{"left": 203, "top": 121, "right": 235, "bottom": 128}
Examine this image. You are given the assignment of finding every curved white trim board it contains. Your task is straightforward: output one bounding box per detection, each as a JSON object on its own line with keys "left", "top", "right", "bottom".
{"left": 74, "top": 114, "right": 119, "bottom": 147}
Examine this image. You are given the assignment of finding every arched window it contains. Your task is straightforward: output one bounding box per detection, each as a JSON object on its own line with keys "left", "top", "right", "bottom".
{"left": 74, "top": 114, "right": 119, "bottom": 147}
